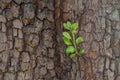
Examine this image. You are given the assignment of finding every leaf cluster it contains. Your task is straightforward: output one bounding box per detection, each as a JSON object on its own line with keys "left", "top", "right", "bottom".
{"left": 63, "top": 21, "right": 84, "bottom": 58}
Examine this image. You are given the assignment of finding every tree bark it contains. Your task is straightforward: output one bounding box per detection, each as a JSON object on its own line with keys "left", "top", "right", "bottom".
{"left": 0, "top": 0, "right": 120, "bottom": 80}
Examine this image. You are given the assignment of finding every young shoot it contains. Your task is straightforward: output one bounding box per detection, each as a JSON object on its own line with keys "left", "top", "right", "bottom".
{"left": 63, "top": 21, "right": 84, "bottom": 58}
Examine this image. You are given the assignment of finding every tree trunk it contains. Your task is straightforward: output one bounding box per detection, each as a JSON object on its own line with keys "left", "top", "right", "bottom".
{"left": 0, "top": 0, "right": 120, "bottom": 80}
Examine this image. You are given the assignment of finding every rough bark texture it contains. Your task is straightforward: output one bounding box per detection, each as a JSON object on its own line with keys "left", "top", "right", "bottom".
{"left": 0, "top": 0, "right": 120, "bottom": 80}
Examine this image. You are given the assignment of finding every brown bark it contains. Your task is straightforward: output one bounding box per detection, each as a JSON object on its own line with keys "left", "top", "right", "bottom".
{"left": 0, "top": 0, "right": 120, "bottom": 80}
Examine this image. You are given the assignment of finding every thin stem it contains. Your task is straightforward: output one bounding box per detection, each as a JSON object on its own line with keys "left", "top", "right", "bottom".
{"left": 71, "top": 32, "right": 79, "bottom": 55}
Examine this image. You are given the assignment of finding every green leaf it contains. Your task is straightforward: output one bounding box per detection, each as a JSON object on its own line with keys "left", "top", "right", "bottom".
{"left": 79, "top": 49, "right": 84, "bottom": 54}
{"left": 63, "top": 32, "right": 71, "bottom": 39}
{"left": 66, "top": 46, "right": 75, "bottom": 54}
{"left": 63, "top": 21, "right": 72, "bottom": 30}
{"left": 72, "top": 30, "right": 77, "bottom": 34}
{"left": 71, "top": 23, "right": 78, "bottom": 30}
{"left": 76, "top": 36, "right": 84, "bottom": 44}
{"left": 63, "top": 37, "right": 72, "bottom": 45}
{"left": 70, "top": 54, "right": 76, "bottom": 58}
{"left": 66, "top": 21, "right": 71, "bottom": 27}
{"left": 63, "top": 23, "right": 70, "bottom": 30}
{"left": 66, "top": 21, "right": 72, "bottom": 30}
